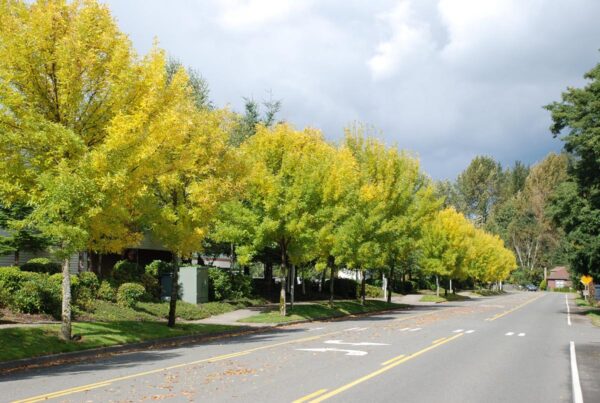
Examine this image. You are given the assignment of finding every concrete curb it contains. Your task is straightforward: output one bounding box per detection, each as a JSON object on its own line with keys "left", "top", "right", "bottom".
{"left": 0, "top": 304, "right": 412, "bottom": 375}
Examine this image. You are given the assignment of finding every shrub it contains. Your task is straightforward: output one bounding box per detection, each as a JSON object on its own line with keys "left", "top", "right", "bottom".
{"left": 20, "top": 258, "right": 61, "bottom": 274}
{"left": 539, "top": 279, "right": 547, "bottom": 291}
{"left": 12, "top": 276, "right": 60, "bottom": 316}
{"left": 112, "top": 260, "right": 144, "bottom": 284}
{"left": 98, "top": 280, "right": 117, "bottom": 302}
{"left": 361, "top": 283, "right": 384, "bottom": 298}
{"left": 145, "top": 260, "right": 173, "bottom": 278}
{"left": 0, "top": 266, "right": 24, "bottom": 293}
{"left": 324, "top": 278, "right": 358, "bottom": 299}
{"left": 117, "top": 282, "right": 146, "bottom": 308}
{"left": 74, "top": 272, "right": 100, "bottom": 311}
{"left": 0, "top": 280, "right": 12, "bottom": 307}
{"left": 141, "top": 272, "right": 161, "bottom": 301}
{"left": 208, "top": 268, "right": 252, "bottom": 301}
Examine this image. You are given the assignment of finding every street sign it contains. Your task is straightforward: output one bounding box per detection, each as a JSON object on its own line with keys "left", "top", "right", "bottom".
{"left": 581, "top": 275, "right": 593, "bottom": 285}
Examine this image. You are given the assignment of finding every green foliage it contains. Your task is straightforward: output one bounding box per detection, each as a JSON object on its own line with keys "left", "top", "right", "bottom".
{"left": 140, "top": 273, "right": 161, "bottom": 301}
{"left": 359, "top": 283, "right": 383, "bottom": 298}
{"left": 97, "top": 281, "right": 117, "bottom": 302}
{"left": 19, "top": 258, "right": 61, "bottom": 274}
{"left": 117, "top": 283, "right": 146, "bottom": 308}
{"left": 0, "top": 266, "right": 26, "bottom": 293}
{"left": 208, "top": 268, "right": 252, "bottom": 301}
{"left": 539, "top": 279, "right": 547, "bottom": 291}
{"left": 145, "top": 260, "right": 173, "bottom": 278}
{"left": 11, "top": 275, "right": 61, "bottom": 317}
{"left": 112, "top": 260, "right": 144, "bottom": 285}
{"left": 0, "top": 280, "right": 11, "bottom": 307}
{"left": 74, "top": 272, "right": 99, "bottom": 311}
{"left": 552, "top": 287, "right": 573, "bottom": 292}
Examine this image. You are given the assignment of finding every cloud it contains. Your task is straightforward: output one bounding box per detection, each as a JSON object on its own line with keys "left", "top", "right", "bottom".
{"left": 103, "top": 0, "right": 600, "bottom": 179}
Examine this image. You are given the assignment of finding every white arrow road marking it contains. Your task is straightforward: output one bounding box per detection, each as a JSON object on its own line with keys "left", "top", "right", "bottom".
{"left": 324, "top": 340, "right": 389, "bottom": 346}
{"left": 518, "top": 333, "right": 526, "bottom": 337}
{"left": 465, "top": 330, "right": 475, "bottom": 334}
{"left": 505, "top": 332, "right": 514, "bottom": 336}
{"left": 453, "top": 329, "right": 464, "bottom": 333}
{"left": 296, "top": 348, "right": 368, "bottom": 356}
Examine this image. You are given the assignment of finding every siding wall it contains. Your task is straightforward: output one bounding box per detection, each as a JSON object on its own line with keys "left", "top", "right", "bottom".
{"left": 0, "top": 251, "right": 84, "bottom": 274}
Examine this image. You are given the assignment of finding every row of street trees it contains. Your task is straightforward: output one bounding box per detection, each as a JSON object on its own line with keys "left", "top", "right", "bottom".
{"left": 0, "top": 0, "right": 517, "bottom": 339}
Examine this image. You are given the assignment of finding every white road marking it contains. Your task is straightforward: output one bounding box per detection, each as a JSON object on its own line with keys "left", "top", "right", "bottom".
{"left": 409, "top": 327, "right": 422, "bottom": 332}
{"left": 308, "top": 327, "right": 325, "bottom": 331}
{"left": 465, "top": 330, "right": 475, "bottom": 334}
{"left": 453, "top": 329, "right": 464, "bottom": 333}
{"left": 505, "top": 332, "right": 514, "bottom": 336}
{"left": 570, "top": 341, "right": 584, "bottom": 403}
{"left": 296, "top": 348, "right": 368, "bottom": 356}
{"left": 566, "top": 294, "right": 572, "bottom": 326}
{"left": 518, "top": 333, "right": 526, "bottom": 337}
{"left": 400, "top": 328, "right": 410, "bottom": 331}
{"left": 345, "top": 327, "right": 368, "bottom": 332}
{"left": 324, "top": 340, "right": 389, "bottom": 346}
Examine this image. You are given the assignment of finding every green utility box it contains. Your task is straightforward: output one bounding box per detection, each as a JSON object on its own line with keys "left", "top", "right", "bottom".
{"left": 178, "top": 266, "right": 209, "bottom": 304}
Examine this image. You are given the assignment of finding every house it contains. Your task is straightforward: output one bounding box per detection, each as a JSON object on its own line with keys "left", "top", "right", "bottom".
{"left": 547, "top": 266, "right": 572, "bottom": 290}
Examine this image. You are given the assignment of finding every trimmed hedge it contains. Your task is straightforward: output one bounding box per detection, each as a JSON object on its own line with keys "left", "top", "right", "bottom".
{"left": 112, "top": 260, "right": 144, "bottom": 285}
{"left": 20, "top": 258, "right": 61, "bottom": 274}
{"left": 117, "top": 282, "right": 146, "bottom": 308}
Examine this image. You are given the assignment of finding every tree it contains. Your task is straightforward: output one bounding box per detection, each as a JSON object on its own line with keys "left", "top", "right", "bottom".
{"left": 0, "top": 0, "right": 200, "bottom": 338}
{"left": 456, "top": 156, "right": 503, "bottom": 225}
{"left": 229, "top": 96, "right": 282, "bottom": 146}
{"left": 546, "top": 60, "right": 600, "bottom": 281}
{"left": 228, "top": 123, "right": 333, "bottom": 315}
{"left": 0, "top": 203, "right": 49, "bottom": 264}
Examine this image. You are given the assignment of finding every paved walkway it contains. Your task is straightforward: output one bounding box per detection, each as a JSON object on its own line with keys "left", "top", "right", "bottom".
{"left": 191, "top": 306, "right": 272, "bottom": 327}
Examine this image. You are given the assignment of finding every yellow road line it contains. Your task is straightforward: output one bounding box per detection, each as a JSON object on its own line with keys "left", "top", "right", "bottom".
{"left": 485, "top": 294, "right": 544, "bottom": 321}
{"left": 293, "top": 388, "right": 329, "bottom": 403}
{"left": 308, "top": 333, "right": 465, "bottom": 403}
{"left": 432, "top": 337, "right": 447, "bottom": 344}
{"left": 11, "top": 330, "right": 346, "bottom": 403}
{"left": 381, "top": 354, "right": 406, "bottom": 366}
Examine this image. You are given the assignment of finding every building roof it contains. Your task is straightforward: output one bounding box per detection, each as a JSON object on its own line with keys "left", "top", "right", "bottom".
{"left": 548, "top": 266, "right": 570, "bottom": 280}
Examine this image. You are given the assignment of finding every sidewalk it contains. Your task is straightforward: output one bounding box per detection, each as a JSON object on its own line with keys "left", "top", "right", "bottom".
{"left": 190, "top": 306, "right": 271, "bottom": 327}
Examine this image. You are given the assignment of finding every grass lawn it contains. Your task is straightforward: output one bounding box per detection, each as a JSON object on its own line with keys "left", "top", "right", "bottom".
{"left": 0, "top": 321, "right": 237, "bottom": 362}
{"left": 575, "top": 297, "right": 600, "bottom": 327}
{"left": 420, "top": 293, "right": 470, "bottom": 303}
{"left": 239, "top": 300, "right": 407, "bottom": 324}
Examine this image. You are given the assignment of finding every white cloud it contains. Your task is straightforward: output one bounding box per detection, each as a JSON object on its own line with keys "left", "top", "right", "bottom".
{"left": 215, "top": 0, "right": 310, "bottom": 31}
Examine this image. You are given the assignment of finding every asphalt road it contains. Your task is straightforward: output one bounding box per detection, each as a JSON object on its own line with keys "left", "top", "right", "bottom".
{"left": 1, "top": 292, "right": 598, "bottom": 403}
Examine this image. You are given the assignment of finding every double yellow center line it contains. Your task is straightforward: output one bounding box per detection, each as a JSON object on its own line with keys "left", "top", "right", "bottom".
{"left": 295, "top": 332, "right": 465, "bottom": 403}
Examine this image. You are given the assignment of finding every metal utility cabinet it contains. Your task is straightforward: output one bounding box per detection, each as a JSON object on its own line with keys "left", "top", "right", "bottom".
{"left": 178, "top": 266, "right": 209, "bottom": 304}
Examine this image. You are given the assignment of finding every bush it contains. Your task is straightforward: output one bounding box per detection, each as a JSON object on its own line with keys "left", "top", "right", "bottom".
{"left": 553, "top": 287, "right": 573, "bottom": 292}
{"left": 12, "top": 276, "right": 61, "bottom": 316}
{"left": 145, "top": 260, "right": 173, "bottom": 278}
{"left": 74, "top": 272, "right": 100, "bottom": 311}
{"left": 117, "top": 282, "right": 146, "bottom": 308}
{"left": 0, "top": 266, "right": 25, "bottom": 293}
{"left": 539, "top": 279, "right": 547, "bottom": 291}
{"left": 20, "top": 258, "right": 61, "bottom": 274}
{"left": 323, "top": 278, "right": 358, "bottom": 299}
{"left": 141, "top": 272, "right": 161, "bottom": 301}
{"left": 360, "top": 283, "right": 384, "bottom": 298}
{"left": 0, "top": 280, "right": 11, "bottom": 307}
{"left": 208, "top": 268, "right": 252, "bottom": 301}
{"left": 98, "top": 280, "right": 117, "bottom": 302}
{"left": 112, "top": 260, "right": 144, "bottom": 285}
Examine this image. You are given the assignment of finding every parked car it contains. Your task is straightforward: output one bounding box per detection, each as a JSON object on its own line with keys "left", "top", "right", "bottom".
{"left": 525, "top": 284, "right": 537, "bottom": 292}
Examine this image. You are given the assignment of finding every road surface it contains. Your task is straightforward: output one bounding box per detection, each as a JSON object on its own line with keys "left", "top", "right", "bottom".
{"left": 2, "top": 292, "right": 598, "bottom": 403}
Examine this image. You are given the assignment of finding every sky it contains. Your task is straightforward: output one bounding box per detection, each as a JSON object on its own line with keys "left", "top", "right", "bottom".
{"left": 103, "top": 0, "right": 600, "bottom": 179}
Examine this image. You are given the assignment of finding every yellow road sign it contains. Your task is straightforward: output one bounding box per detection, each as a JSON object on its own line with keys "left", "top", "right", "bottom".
{"left": 581, "top": 275, "right": 593, "bottom": 285}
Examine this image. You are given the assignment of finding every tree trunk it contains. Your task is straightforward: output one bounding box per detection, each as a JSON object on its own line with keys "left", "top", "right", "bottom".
{"left": 360, "top": 271, "right": 366, "bottom": 305}
{"left": 14, "top": 249, "right": 20, "bottom": 266}
{"left": 387, "top": 266, "right": 394, "bottom": 303}
{"left": 265, "top": 262, "right": 273, "bottom": 299}
{"left": 319, "top": 269, "right": 326, "bottom": 292}
{"left": 168, "top": 254, "right": 179, "bottom": 328}
{"left": 290, "top": 264, "right": 295, "bottom": 310}
{"left": 60, "top": 257, "right": 72, "bottom": 341}
{"left": 449, "top": 279, "right": 453, "bottom": 294}
{"left": 302, "top": 269, "right": 306, "bottom": 295}
{"left": 279, "top": 242, "right": 287, "bottom": 316}
{"left": 328, "top": 256, "right": 335, "bottom": 306}
{"left": 436, "top": 275, "right": 440, "bottom": 297}
{"left": 98, "top": 253, "right": 103, "bottom": 279}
